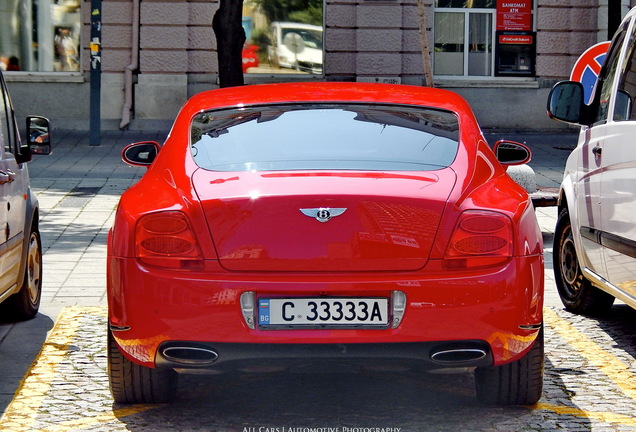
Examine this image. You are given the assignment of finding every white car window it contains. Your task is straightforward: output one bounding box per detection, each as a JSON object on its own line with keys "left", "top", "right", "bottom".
{"left": 0, "top": 84, "right": 10, "bottom": 157}
{"left": 614, "top": 23, "right": 636, "bottom": 121}
{"left": 593, "top": 21, "right": 630, "bottom": 124}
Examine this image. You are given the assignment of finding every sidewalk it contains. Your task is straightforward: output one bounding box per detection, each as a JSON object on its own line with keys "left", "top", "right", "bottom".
{"left": 483, "top": 130, "right": 577, "bottom": 189}
{"left": 29, "top": 129, "right": 170, "bottom": 317}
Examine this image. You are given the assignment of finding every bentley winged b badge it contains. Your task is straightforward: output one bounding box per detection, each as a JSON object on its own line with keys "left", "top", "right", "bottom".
{"left": 300, "top": 207, "right": 347, "bottom": 223}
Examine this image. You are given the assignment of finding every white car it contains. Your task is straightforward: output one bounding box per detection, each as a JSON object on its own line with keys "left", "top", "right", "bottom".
{"left": 547, "top": 6, "right": 636, "bottom": 315}
{"left": 268, "top": 22, "right": 323, "bottom": 74}
{"left": 0, "top": 70, "right": 51, "bottom": 321}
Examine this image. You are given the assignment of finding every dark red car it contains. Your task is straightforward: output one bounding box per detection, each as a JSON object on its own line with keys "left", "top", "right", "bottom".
{"left": 242, "top": 43, "right": 259, "bottom": 73}
{"left": 107, "top": 82, "right": 544, "bottom": 405}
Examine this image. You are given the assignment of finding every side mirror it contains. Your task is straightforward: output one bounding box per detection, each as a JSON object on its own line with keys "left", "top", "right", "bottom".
{"left": 494, "top": 140, "right": 531, "bottom": 166}
{"left": 547, "top": 81, "right": 586, "bottom": 125}
{"left": 122, "top": 141, "right": 160, "bottom": 167}
{"left": 26, "top": 115, "right": 51, "bottom": 156}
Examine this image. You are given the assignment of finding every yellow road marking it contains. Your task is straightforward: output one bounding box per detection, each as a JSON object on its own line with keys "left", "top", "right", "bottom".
{"left": 38, "top": 405, "right": 159, "bottom": 432}
{"left": 0, "top": 307, "right": 156, "bottom": 432}
{"left": 543, "top": 307, "right": 636, "bottom": 401}
{"left": 0, "top": 307, "right": 87, "bottom": 430}
{"left": 536, "top": 402, "right": 636, "bottom": 427}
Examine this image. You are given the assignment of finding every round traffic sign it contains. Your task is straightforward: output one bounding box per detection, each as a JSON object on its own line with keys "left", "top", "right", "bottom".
{"left": 570, "top": 41, "right": 611, "bottom": 103}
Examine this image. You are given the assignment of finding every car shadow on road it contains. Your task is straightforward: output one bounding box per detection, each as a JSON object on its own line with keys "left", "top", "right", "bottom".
{"left": 0, "top": 313, "right": 54, "bottom": 416}
{"left": 587, "top": 303, "right": 636, "bottom": 362}
{"left": 112, "top": 360, "right": 593, "bottom": 431}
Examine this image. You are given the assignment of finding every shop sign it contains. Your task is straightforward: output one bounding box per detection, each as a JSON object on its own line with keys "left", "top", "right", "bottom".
{"left": 497, "top": 0, "right": 533, "bottom": 31}
{"left": 498, "top": 34, "right": 533, "bottom": 45}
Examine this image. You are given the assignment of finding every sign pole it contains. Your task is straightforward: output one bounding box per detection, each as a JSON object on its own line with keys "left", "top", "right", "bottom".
{"left": 90, "top": 0, "right": 102, "bottom": 146}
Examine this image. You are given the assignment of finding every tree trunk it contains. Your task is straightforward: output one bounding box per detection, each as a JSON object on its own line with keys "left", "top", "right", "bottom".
{"left": 416, "top": 0, "right": 434, "bottom": 87}
{"left": 213, "top": 0, "right": 245, "bottom": 88}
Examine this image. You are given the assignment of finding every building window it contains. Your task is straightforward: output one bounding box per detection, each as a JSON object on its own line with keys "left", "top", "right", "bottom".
{"left": 434, "top": 1, "right": 495, "bottom": 77}
{"left": 242, "top": 0, "right": 324, "bottom": 76}
{"left": 0, "top": 0, "right": 81, "bottom": 72}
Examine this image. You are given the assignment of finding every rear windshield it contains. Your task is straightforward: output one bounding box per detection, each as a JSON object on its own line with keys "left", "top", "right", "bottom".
{"left": 190, "top": 104, "right": 459, "bottom": 172}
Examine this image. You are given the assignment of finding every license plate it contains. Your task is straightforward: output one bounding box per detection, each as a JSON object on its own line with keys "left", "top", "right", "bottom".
{"left": 258, "top": 298, "right": 389, "bottom": 328}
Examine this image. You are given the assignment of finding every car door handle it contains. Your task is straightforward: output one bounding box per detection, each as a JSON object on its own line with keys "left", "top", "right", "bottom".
{"left": 0, "top": 171, "right": 14, "bottom": 184}
{"left": 592, "top": 146, "right": 602, "bottom": 156}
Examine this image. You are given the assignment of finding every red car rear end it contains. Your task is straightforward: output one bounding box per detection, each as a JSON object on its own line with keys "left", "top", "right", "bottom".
{"left": 107, "top": 82, "right": 544, "bottom": 405}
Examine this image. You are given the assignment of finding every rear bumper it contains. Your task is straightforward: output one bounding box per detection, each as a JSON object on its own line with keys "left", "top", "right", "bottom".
{"left": 108, "top": 254, "right": 543, "bottom": 368}
{"left": 152, "top": 339, "right": 494, "bottom": 372}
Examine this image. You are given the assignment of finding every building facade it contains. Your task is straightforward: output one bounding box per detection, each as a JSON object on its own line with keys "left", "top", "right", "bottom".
{"left": 1, "top": 0, "right": 633, "bottom": 130}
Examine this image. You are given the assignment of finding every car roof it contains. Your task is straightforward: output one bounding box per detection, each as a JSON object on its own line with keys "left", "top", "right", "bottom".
{"left": 178, "top": 82, "right": 476, "bottom": 124}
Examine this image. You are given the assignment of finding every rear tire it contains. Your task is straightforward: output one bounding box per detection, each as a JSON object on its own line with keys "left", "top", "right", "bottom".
{"left": 475, "top": 328, "right": 544, "bottom": 405}
{"left": 553, "top": 207, "right": 614, "bottom": 315}
{"left": 0, "top": 229, "right": 42, "bottom": 321}
{"left": 107, "top": 328, "right": 178, "bottom": 404}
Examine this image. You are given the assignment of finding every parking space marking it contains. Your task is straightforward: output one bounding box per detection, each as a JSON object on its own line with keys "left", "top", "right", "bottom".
{"left": 536, "top": 402, "right": 636, "bottom": 427}
{"left": 0, "top": 307, "right": 86, "bottom": 431}
{"left": 35, "top": 405, "right": 159, "bottom": 432}
{"left": 543, "top": 307, "right": 636, "bottom": 401}
{"left": 0, "top": 307, "right": 156, "bottom": 432}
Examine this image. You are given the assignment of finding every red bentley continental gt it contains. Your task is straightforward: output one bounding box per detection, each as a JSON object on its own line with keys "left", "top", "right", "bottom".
{"left": 107, "top": 82, "right": 544, "bottom": 405}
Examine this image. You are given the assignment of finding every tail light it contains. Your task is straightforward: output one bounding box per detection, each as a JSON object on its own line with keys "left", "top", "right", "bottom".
{"left": 135, "top": 211, "right": 204, "bottom": 270}
{"left": 443, "top": 210, "right": 513, "bottom": 269}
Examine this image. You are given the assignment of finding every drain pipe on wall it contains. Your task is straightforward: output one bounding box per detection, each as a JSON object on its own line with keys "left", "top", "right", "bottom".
{"left": 120, "top": 0, "right": 140, "bottom": 130}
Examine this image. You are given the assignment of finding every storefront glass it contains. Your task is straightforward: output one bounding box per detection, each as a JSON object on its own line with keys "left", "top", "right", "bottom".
{"left": 0, "top": 0, "right": 81, "bottom": 72}
{"left": 434, "top": 12, "right": 465, "bottom": 75}
{"left": 242, "top": 0, "right": 324, "bottom": 75}
{"left": 434, "top": 9, "right": 494, "bottom": 77}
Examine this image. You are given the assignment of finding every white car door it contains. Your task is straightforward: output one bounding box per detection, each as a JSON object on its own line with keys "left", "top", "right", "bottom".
{"left": 574, "top": 123, "right": 606, "bottom": 275}
{"left": 0, "top": 79, "right": 25, "bottom": 296}
{"left": 597, "top": 17, "right": 636, "bottom": 298}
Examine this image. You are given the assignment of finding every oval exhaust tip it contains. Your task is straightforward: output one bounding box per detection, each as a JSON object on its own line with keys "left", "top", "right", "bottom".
{"left": 430, "top": 348, "right": 487, "bottom": 364}
{"left": 162, "top": 346, "right": 219, "bottom": 366}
